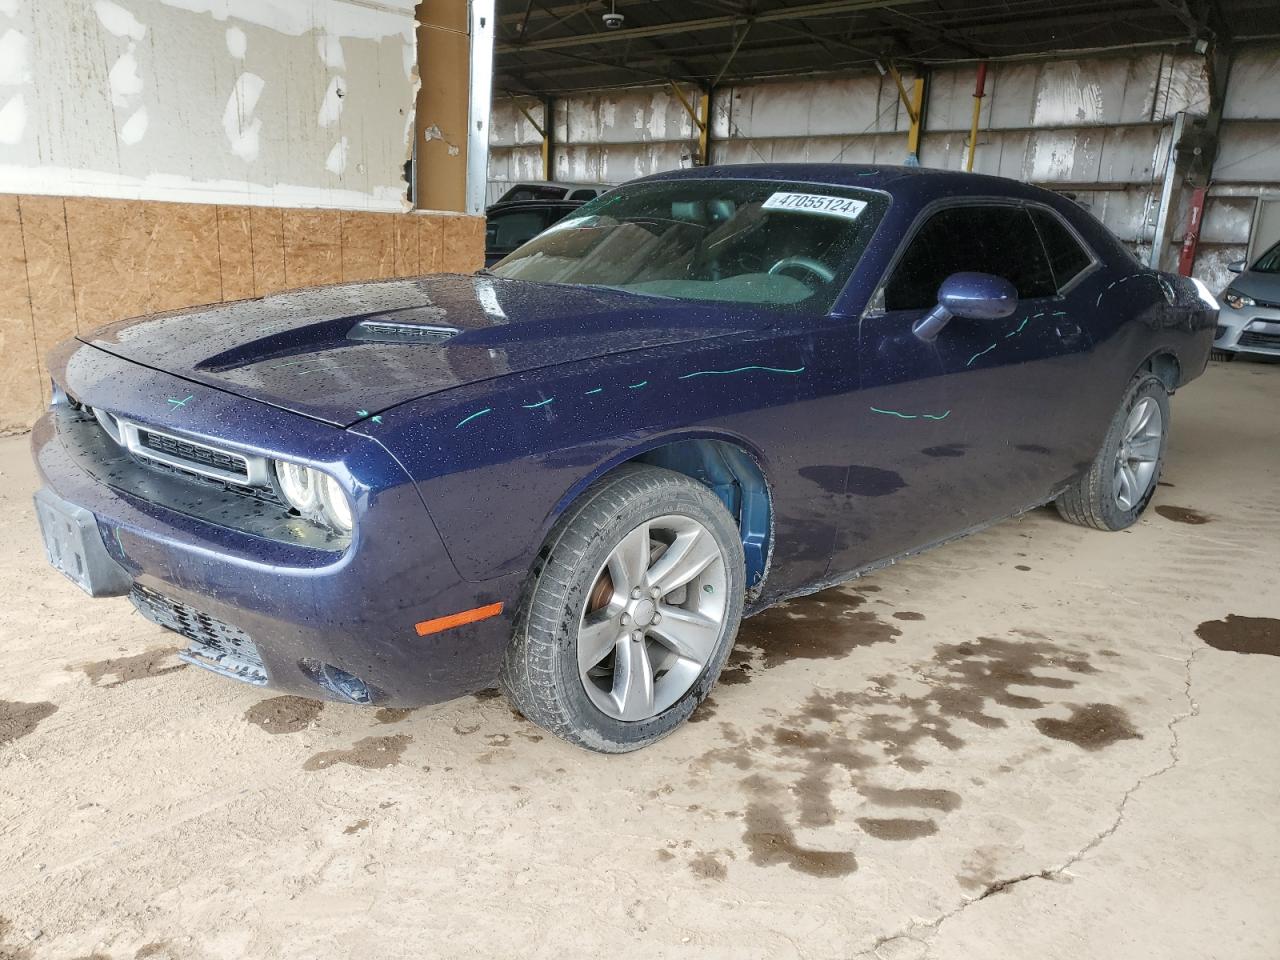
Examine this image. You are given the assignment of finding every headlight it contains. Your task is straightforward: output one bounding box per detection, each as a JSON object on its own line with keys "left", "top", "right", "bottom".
{"left": 273, "top": 460, "right": 353, "bottom": 533}
{"left": 1223, "top": 288, "right": 1254, "bottom": 310}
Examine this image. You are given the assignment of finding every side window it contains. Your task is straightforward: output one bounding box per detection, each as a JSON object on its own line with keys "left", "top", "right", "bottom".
{"left": 487, "top": 210, "right": 549, "bottom": 250}
{"left": 1030, "top": 207, "right": 1093, "bottom": 289}
{"left": 884, "top": 205, "right": 1057, "bottom": 311}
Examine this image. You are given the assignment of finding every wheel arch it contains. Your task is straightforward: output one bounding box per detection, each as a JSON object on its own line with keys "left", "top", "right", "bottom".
{"left": 1139, "top": 349, "right": 1181, "bottom": 392}
{"left": 545, "top": 431, "right": 775, "bottom": 598}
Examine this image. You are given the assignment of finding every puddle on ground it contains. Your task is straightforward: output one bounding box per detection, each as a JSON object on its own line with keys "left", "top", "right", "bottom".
{"left": 1034, "top": 703, "right": 1141, "bottom": 750}
{"left": 1195, "top": 615, "right": 1280, "bottom": 657}
{"left": 892, "top": 611, "right": 925, "bottom": 621}
{"left": 857, "top": 785, "right": 962, "bottom": 812}
{"left": 244, "top": 696, "right": 323, "bottom": 734}
{"left": 743, "top": 798, "right": 858, "bottom": 878}
{"left": 856, "top": 817, "right": 938, "bottom": 841}
{"left": 374, "top": 707, "right": 416, "bottom": 724}
{"left": 80, "top": 648, "right": 186, "bottom": 688}
{"left": 1154, "top": 505, "right": 1211, "bottom": 524}
{"left": 303, "top": 734, "right": 411, "bottom": 771}
{"left": 0, "top": 700, "right": 57, "bottom": 747}
{"left": 343, "top": 819, "right": 370, "bottom": 835}
{"left": 736, "top": 588, "right": 900, "bottom": 669}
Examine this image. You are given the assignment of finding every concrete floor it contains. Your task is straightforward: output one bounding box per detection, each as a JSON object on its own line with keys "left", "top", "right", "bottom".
{"left": 1, "top": 360, "right": 1278, "bottom": 960}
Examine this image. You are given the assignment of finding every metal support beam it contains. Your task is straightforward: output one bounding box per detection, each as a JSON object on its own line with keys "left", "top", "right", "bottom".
{"left": 511, "top": 95, "right": 553, "bottom": 180}
{"left": 1149, "top": 110, "right": 1187, "bottom": 269}
{"left": 886, "top": 63, "right": 926, "bottom": 166}
{"left": 965, "top": 61, "right": 988, "bottom": 172}
{"left": 669, "top": 82, "right": 711, "bottom": 167}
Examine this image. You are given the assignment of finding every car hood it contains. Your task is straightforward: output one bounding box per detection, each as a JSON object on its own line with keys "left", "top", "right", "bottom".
{"left": 1227, "top": 270, "right": 1280, "bottom": 305}
{"left": 83, "top": 274, "right": 771, "bottom": 427}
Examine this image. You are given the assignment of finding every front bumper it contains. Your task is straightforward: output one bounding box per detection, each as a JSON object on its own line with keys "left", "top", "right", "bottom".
{"left": 33, "top": 345, "right": 520, "bottom": 706}
{"left": 1214, "top": 302, "right": 1280, "bottom": 357}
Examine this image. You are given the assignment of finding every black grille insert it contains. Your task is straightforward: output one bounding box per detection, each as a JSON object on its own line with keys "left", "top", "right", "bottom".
{"left": 137, "top": 429, "right": 249, "bottom": 480}
{"left": 131, "top": 585, "right": 268, "bottom": 686}
{"left": 1238, "top": 330, "right": 1280, "bottom": 350}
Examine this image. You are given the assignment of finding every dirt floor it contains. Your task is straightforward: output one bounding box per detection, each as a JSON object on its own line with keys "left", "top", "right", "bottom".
{"left": 2, "top": 360, "right": 1278, "bottom": 960}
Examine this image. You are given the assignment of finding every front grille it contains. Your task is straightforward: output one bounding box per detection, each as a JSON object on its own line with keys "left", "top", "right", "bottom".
{"left": 1238, "top": 330, "right": 1280, "bottom": 350}
{"left": 138, "top": 429, "right": 249, "bottom": 481}
{"left": 131, "top": 585, "right": 268, "bottom": 685}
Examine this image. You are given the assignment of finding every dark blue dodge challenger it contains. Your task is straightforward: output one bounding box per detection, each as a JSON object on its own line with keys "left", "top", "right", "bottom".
{"left": 32, "top": 165, "right": 1217, "bottom": 752}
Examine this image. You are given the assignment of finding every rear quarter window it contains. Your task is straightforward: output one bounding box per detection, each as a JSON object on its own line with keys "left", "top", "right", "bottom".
{"left": 1030, "top": 207, "right": 1094, "bottom": 289}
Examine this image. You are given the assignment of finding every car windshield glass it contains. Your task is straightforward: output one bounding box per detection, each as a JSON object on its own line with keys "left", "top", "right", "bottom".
{"left": 1253, "top": 241, "right": 1280, "bottom": 274}
{"left": 490, "top": 179, "right": 887, "bottom": 313}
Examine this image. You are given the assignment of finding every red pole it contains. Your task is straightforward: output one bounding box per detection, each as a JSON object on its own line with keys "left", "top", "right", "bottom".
{"left": 1178, "top": 186, "right": 1207, "bottom": 276}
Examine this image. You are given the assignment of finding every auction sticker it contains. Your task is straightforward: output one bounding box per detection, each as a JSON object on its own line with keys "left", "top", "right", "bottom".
{"left": 762, "top": 192, "right": 867, "bottom": 221}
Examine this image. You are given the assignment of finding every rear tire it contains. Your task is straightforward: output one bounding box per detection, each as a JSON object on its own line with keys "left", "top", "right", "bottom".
{"left": 1056, "top": 372, "right": 1169, "bottom": 531}
{"left": 500, "top": 465, "right": 745, "bottom": 753}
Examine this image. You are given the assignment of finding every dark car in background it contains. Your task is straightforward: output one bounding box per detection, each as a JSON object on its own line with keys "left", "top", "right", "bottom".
{"left": 485, "top": 199, "right": 584, "bottom": 267}
{"left": 492, "top": 180, "right": 605, "bottom": 204}
{"left": 31, "top": 165, "right": 1216, "bottom": 753}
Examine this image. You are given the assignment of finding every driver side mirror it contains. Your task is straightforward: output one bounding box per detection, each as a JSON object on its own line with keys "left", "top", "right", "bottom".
{"left": 1227, "top": 259, "right": 1246, "bottom": 274}
{"left": 913, "top": 272, "right": 1019, "bottom": 342}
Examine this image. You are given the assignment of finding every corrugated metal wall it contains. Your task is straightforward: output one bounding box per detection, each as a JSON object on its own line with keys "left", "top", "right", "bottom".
{"left": 490, "top": 43, "right": 1280, "bottom": 291}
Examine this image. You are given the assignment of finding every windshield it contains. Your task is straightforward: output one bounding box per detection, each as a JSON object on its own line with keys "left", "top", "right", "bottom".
{"left": 490, "top": 178, "right": 887, "bottom": 313}
{"left": 1253, "top": 240, "right": 1280, "bottom": 274}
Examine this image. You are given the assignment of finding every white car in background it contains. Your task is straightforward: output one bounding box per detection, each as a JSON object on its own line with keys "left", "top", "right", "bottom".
{"left": 1214, "top": 240, "right": 1280, "bottom": 361}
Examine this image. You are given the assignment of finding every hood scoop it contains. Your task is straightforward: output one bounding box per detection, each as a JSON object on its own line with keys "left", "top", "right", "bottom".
{"left": 347, "top": 320, "right": 460, "bottom": 344}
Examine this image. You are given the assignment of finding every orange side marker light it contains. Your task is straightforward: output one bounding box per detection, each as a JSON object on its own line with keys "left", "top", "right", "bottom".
{"left": 415, "top": 601, "right": 505, "bottom": 637}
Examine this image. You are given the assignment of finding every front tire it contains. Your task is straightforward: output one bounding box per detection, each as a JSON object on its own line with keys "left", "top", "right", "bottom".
{"left": 500, "top": 465, "right": 745, "bottom": 753}
{"left": 1055, "top": 372, "right": 1169, "bottom": 531}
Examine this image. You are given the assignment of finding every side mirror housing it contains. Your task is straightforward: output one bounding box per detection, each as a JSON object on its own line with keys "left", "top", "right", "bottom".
{"left": 913, "top": 272, "right": 1019, "bottom": 341}
{"left": 1227, "top": 259, "right": 1246, "bottom": 274}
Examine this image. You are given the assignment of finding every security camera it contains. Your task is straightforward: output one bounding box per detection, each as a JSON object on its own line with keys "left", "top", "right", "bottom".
{"left": 602, "top": 11, "right": 624, "bottom": 28}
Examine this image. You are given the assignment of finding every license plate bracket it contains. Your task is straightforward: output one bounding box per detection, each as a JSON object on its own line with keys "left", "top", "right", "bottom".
{"left": 33, "top": 488, "right": 132, "bottom": 597}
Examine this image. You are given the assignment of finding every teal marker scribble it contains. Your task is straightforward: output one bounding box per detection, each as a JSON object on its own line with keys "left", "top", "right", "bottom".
{"left": 1051, "top": 310, "right": 1068, "bottom": 317}
{"left": 966, "top": 344, "right": 997, "bottom": 367}
{"left": 455, "top": 408, "right": 492, "bottom": 429}
{"left": 166, "top": 395, "right": 194, "bottom": 408}
{"left": 628, "top": 381, "right": 648, "bottom": 389}
{"left": 371, "top": 415, "right": 383, "bottom": 424}
{"left": 584, "top": 388, "right": 603, "bottom": 395}
{"left": 357, "top": 409, "right": 369, "bottom": 417}
{"left": 114, "top": 526, "right": 125, "bottom": 555}
{"left": 1005, "top": 317, "right": 1029, "bottom": 338}
{"left": 678, "top": 365, "right": 806, "bottom": 380}
{"left": 870, "top": 406, "right": 950, "bottom": 421}
{"left": 522, "top": 398, "right": 554, "bottom": 409}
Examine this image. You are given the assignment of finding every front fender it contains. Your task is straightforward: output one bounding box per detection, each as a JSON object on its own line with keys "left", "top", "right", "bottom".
{"left": 354, "top": 337, "right": 811, "bottom": 585}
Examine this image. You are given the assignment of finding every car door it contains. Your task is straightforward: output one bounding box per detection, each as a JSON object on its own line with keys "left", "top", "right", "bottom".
{"left": 831, "top": 200, "right": 1097, "bottom": 575}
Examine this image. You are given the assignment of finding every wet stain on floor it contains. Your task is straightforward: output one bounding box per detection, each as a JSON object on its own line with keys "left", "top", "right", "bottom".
{"left": 921, "top": 444, "right": 966, "bottom": 458}
{"left": 689, "top": 852, "right": 728, "bottom": 881}
{"left": 0, "top": 699, "right": 57, "bottom": 747}
{"left": 244, "top": 696, "right": 323, "bottom": 734}
{"left": 373, "top": 707, "right": 416, "bottom": 724}
{"left": 857, "top": 785, "right": 962, "bottom": 812}
{"left": 80, "top": 647, "right": 186, "bottom": 688}
{"left": 856, "top": 817, "right": 939, "bottom": 841}
{"left": 737, "top": 588, "right": 900, "bottom": 669}
{"left": 303, "top": 734, "right": 411, "bottom": 771}
{"left": 1195, "top": 615, "right": 1280, "bottom": 657}
{"left": 343, "top": 819, "right": 370, "bottom": 835}
{"left": 1154, "top": 505, "right": 1211, "bottom": 524}
{"left": 688, "top": 696, "right": 718, "bottom": 722}
{"left": 892, "top": 611, "right": 925, "bottom": 621}
{"left": 1014, "top": 564, "right": 1031, "bottom": 571}
{"left": 1034, "top": 703, "right": 1141, "bottom": 750}
{"left": 743, "top": 800, "right": 858, "bottom": 877}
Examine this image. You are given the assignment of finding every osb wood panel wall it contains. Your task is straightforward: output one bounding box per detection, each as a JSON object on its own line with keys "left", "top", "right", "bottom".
{"left": 0, "top": 194, "right": 483, "bottom": 435}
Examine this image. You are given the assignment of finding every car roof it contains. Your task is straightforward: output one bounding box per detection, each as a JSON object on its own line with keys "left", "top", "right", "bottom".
{"left": 635, "top": 163, "right": 1059, "bottom": 206}
{"left": 487, "top": 198, "right": 587, "bottom": 213}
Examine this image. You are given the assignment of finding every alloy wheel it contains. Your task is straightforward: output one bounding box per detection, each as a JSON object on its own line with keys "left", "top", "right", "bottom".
{"left": 577, "top": 514, "right": 728, "bottom": 721}
{"left": 1113, "top": 396, "right": 1163, "bottom": 511}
